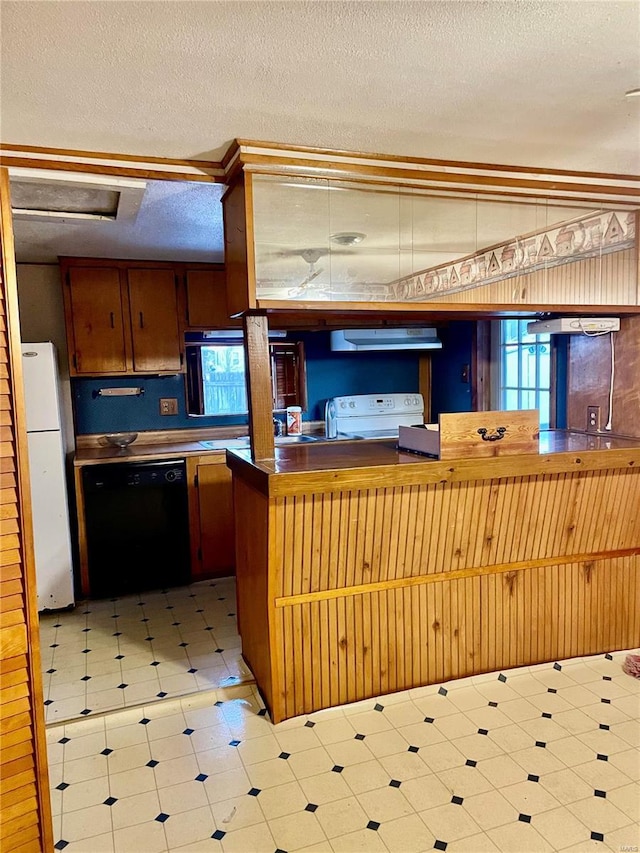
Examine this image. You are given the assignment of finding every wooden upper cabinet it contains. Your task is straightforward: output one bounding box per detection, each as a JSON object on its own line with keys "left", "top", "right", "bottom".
{"left": 127, "top": 269, "right": 182, "bottom": 372}
{"left": 61, "top": 258, "right": 192, "bottom": 376}
{"left": 185, "top": 269, "right": 240, "bottom": 328}
{"left": 65, "top": 267, "right": 128, "bottom": 374}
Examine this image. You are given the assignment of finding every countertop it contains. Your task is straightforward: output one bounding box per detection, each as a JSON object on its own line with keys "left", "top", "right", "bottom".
{"left": 72, "top": 424, "right": 333, "bottom": 466}
{"left": 73, "top": 440, "right": 219, "bottom": 466}
{"left": 74, "top": 429, "right": 640, "bottom": 469}
{"left": 225, "top": 430, "right": 640, "bottom": 497}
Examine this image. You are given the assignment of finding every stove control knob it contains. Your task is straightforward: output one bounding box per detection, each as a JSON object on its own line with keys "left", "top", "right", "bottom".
{"left": 340, "top": 401, "right": 347, "bottom": 409}
{"left": 349, "top": 401, "right": 356, "bottom": 408}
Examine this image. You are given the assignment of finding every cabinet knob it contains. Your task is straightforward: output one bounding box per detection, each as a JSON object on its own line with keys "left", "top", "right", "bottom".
{"left": 139, "top": 311, "right": 144, "bottom": 329}
{"left": 110, "top": 312, "right": 115, "bottom": 329}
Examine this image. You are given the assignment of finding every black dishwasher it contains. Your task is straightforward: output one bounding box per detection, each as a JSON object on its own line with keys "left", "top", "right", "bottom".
{"left": 82, "top": 459, "right": 190, "bottom": 598}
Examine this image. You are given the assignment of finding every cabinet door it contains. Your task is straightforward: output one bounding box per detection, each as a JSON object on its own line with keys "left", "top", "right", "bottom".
{"left": 127, "top": 269, "right": 182, "bottom": 372}
{"left": 196, "top": 459, "right": 235, "bottom": 577}
{"left": 185, "top": 269, "right": 239, "bottom": 328}
{"left": 67, "top": 267, "right": 127, "bottom": 374}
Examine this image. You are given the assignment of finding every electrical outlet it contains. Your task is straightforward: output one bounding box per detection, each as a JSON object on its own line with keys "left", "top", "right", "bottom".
{"left": 159, "top": 398, "right": 178, "bottom": 416}
{"left": 587, "top": 405, "right": 601, "bottom": 432}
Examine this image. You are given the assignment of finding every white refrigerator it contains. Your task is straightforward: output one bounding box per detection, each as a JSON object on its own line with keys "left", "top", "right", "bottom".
{"left": 21, "top": 342, "right": 75, "bottom": 610}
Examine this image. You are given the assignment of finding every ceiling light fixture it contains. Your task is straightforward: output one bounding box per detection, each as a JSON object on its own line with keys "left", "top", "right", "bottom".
{"left": 624, "top": 88, "right": 640, "bottom": 97}
{"left": 331, "top": 232, "right": 366, "bottom": 246}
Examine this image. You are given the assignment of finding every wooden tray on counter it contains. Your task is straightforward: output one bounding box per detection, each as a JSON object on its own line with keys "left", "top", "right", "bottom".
{"left": 399, "top": 410, "right": 540, "bottom": 459}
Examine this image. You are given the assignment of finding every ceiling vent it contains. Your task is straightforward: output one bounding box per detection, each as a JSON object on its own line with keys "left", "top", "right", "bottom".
{"left": 9, "top": 168, "right": 147, "bottom": 224}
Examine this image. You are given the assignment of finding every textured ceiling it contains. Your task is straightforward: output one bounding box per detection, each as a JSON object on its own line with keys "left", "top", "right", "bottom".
{"left": 2, "top": 0, "right": 639, "bottom": 173}
{"left": 12, "top": 180, "right": 225, "bottom": 263}
{"left": 3, "top": 1, "right": 639, "bottom": 265}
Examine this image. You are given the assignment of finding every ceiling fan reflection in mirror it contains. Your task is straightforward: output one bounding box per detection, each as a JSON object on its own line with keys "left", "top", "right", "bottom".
{"left": 289, "top": 250, "right": 325, "bottom": 298}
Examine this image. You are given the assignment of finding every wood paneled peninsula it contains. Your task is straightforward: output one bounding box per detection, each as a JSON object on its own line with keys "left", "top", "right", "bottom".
{"left": 227, "top": 433, "right": 640, "bottom": 723}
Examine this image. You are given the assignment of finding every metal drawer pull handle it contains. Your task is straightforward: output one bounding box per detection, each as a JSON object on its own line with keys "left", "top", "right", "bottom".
{"left": 477, "top": 426, "right": 507, "bottom": 442}
{"left": 110, "top": 312, "right": 115, "bottom": 328}
{"left": 139, "top": 312, "right": 144, "bottom": 328}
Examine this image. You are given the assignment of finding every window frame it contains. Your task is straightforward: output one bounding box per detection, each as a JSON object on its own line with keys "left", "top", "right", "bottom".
{"left": 185, "top": 338, "right": 307, "bottom": 417}
{"left": 491, "top": 319, "right": 556, "bottom": 429}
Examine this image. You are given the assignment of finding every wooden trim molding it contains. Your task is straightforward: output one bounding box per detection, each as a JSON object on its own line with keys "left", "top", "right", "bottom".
{"left": 228, "top": 140, "right": 640, "bottom": 205}
{"left": 274, "top": 546, "right": 640, "bottom": 608}
{"left": 1, "top": 143, "right": 225, "bottom": 183}
{"left": 230, "top": 139, "right": 640, "bottom": 183}
{"left": 256, "top": 299, "right": 640, "bottom": 316}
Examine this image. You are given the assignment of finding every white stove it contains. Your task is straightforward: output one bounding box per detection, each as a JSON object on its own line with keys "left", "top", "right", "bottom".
{"left": 325, "top": 393, "right": 424, "bottom": 439}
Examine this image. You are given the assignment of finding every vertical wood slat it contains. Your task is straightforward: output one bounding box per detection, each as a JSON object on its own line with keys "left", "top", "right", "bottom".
{"left": 274, "top": 468, "right": 640, "bottom": 596}
{"left": 277, "top": 555, "right": 639, "bottom": 719}
{"left": 0, "top": 169, "right": 53, "bottom": 850}
{"left": 243, "top": 314, "right": 275, "bottom": 462}
{"left": 279, "top": 572, "right": 495, "bottom": 718}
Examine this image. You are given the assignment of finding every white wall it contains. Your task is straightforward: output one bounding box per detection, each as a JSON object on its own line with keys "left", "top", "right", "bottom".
{"left": 16, "top": 263, "right": 75, "bottom": 452}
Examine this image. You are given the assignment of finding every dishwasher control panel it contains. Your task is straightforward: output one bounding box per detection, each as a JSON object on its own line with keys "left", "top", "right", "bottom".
{"left": 84, "top": 459, "right": 186, "bottom": 491}
{"left": 127, "top": 465, "right": 184, "bottom": 487}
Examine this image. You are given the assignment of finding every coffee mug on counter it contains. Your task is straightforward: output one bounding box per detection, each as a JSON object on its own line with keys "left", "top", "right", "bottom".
{"left": 286, "top": 406, "right": 302, "bottom": 435}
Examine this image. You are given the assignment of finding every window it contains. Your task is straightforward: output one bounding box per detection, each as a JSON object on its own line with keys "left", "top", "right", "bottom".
{"left": 186, "top": 339, "right": 306, "bottom": 416}
{"left": 200, "top": 344, "right": 248, "bottom": 415}
{"left": 496, "top": 319, "right": 551, "bottom": 428}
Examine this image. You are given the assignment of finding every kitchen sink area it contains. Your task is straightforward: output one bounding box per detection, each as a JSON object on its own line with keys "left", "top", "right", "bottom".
{"left": 199, "top": 434, "right": 320, "bottom": 451}
{"left": 199, "top": 437, "right": 252, "bottom": 450}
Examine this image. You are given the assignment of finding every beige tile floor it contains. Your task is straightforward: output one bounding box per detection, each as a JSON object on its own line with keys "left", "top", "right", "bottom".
{"left": 39, "top": 578, "right": 251, "bottom": 725}
{"left": 47, "top": 649, "right": 639, "bottom": 853}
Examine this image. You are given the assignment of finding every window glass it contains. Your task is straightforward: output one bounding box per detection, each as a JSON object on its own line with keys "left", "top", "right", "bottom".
{"left": 498, "top": 320, "right": 551, "bottom": 428}
{"left": 201, "top": 345, "right": 248, "bottom": 415}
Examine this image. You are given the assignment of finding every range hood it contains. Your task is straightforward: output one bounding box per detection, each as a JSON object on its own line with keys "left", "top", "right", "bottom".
{"left": 330, "top": 328, "right": 442, "bottom": 351}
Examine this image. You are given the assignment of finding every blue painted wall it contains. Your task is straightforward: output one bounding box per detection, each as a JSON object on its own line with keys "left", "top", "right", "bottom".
{"left": 72, "top": 330, "right": 422, "bottom": 434}
{"left": 300, "top": 332, "right": 420, "bottom": 420}
{"left": 430, "top": 322, "right": 474, "bottom": 418}
{"left": 72, "top": 374, "right": 248, "bottom": 434}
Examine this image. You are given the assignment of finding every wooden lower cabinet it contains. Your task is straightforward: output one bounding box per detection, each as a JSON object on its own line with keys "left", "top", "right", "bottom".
{"left": 187, "top": 455, "right": 235, "bottom": 579}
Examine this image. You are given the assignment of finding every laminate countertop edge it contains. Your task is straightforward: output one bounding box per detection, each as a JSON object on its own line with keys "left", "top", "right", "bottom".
{"left": 226, "top": 432, "right": 640, "bottom": 497}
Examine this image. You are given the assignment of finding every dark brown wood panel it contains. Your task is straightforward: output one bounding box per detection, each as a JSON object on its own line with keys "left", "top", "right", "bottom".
{"left": 223, "top": 175, "right": 256, "bottom": 316}
{"left": 567, "top": 315, "right": 640, "bottom": 437}
{"left": 233, "top": 478, "right": 274, "bottom": 712}
{"left": 185, "top": 269, "right": 240, "bottom": 328}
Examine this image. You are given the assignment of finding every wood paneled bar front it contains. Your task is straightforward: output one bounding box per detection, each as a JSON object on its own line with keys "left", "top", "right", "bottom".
{"left": 227, "top": 436, "right": 640, "bottom": 723}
